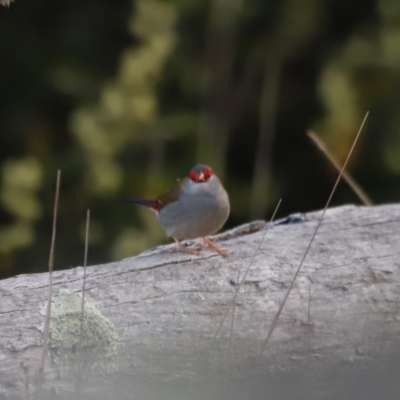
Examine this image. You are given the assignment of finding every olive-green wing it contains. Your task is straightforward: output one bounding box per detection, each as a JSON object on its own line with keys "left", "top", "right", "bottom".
{"left": 156, "top": 179, "right": 184, "bottom": 207}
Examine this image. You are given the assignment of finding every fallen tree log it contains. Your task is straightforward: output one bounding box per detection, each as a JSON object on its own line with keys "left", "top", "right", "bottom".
{"left": 1, "top": 204, "right": 400, "bottom": 399}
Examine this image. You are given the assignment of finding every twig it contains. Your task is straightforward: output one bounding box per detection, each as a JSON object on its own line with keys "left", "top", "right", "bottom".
{"left": 215, "top": 199, "right": 281, "bottom": 338}
{"left": 260, "top": 112, "right": 369, "bottom": 355}
{"left": 80, "top": 209, "right": 90, "bottom": 338}
{"left": 39, "top": 170, "right": 61, "bottom": 372}
{"left": 307, "top": 130, "right": 373, "bottom": 206}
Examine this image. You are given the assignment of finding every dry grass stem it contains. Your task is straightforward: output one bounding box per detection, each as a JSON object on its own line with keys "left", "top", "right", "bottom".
{"left": 307, "top": 130, "right": 373, "bottom": 206}
{"left": 215, "top": 199, "right": 281, "bottom": 339}
{"left": 229, "top": 270, "right": 241, "bottom": 341}
{"left": 80, "top": 209, "right": 90, "bottom": 338}
{"left": 307, "top": 284, "right": 311, "bottom": 355}
{"left": 260, "top": 112, "right": 369, "bottom": 355}
{"left": 39, "top": 170, "right": 61, "bottom": 372}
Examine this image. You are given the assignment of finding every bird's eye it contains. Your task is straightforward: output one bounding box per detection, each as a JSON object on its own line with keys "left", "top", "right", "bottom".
{"left": 189, "top": 171, "right": 198, "bottom": 181}
{"left": 203, "top": 168, "right": 213, "bottom": 180}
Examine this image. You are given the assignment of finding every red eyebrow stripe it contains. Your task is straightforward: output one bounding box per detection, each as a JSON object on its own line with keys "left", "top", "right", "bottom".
{"left": 189, "top": 171, "right": 198, "bottom": 181}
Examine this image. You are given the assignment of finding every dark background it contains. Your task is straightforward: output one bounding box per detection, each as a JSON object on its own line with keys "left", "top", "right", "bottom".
{"left": 1, "top": 0, "right": 400, "bottom": 278}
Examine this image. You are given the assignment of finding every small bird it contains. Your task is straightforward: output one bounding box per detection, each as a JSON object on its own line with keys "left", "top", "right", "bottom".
{"left": 123, "top": 165, "right": 230, "bottom": 257}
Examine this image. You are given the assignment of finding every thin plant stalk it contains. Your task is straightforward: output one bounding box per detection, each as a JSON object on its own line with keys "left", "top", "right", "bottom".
{"left": 215, "top": 199, "right": 281, "bottom": 338}
{"left": 80, "top": 209, "right": 90, "bottom": 338}
{"left": 39, "top": 170, "right": 61, "bottom": 372}
{"left": 307, "top": 284, "right": 311, "bottom": 355}
{"left": 307, "top": 130, "right": 373, "bottom": 206}
{"left": 260, "top": 112, "right": 369, "bottom": 355}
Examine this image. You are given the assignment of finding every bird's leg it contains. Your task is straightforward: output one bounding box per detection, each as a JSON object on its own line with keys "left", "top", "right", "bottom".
{"left": 173, "top": 238, "right": 200, "bottom": 255}
{"left": 202, "top": 237, "right": 228, "bottom": 258}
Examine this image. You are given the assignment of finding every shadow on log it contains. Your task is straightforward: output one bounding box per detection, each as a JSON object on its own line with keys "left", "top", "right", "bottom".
{"left": 1, "top": 204, "right": 400, "bottom": 399}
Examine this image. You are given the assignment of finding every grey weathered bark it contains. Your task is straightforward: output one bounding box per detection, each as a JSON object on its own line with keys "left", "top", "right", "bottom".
{"left": 1, "top": 204, "right": 400, "bottom": 399}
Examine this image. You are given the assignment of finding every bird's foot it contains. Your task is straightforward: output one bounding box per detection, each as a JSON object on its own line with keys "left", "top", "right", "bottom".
{"left": 173, "top": 238, "right": 200, "bottom": 255}
{"left": 202, "top": 237, "right": 228, "bottom": 258}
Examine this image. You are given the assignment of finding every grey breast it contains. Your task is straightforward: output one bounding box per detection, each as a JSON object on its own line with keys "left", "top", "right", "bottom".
{"left": 158, "top": 176, "right": 230, "bottom": 239}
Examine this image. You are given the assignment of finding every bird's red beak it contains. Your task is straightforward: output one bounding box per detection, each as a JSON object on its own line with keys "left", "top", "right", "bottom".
{"left": 197, "top": 172, "right": 205, "bottom": 182}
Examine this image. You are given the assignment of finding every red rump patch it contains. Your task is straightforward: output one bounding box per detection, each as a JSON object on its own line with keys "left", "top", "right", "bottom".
{"left": 150, "top": 201, "right": 162, "bottom": 212}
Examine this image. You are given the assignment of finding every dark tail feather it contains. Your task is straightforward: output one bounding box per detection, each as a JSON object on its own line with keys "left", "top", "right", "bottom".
{"left": 120, "top": 197, "right": 156, "bottom": 208}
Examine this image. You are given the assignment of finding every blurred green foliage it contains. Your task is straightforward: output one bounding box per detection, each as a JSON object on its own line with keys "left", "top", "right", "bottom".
{"left": 1, "top": 0, "right": 400, "bottom": 278}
